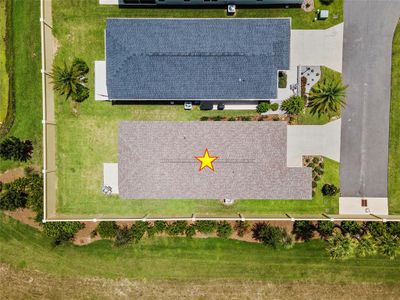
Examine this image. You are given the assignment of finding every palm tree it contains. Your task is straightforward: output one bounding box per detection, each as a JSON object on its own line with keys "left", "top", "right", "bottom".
{"left": 308, "top": 79, "right": 347, "bottom": 118}
{"left": 51, "top": 58, "right": 89, "bottom": 102}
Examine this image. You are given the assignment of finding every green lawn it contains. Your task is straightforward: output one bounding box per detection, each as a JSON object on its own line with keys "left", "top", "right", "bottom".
{"left": 0, "top": 0, "right": 8, "bottom": 124}
{"left": 0, "top": 0, "right": 42, "bottom": 172}
{"left": 389, "top": 21, "right": 400, "bottom": 214}
{"left": 53, "top": 0, "right": 342, "bottom": 217}
{"left": 0, "top": 214, "right": 399, "bottom": 282}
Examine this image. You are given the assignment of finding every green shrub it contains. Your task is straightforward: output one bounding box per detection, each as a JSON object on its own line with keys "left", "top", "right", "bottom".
{"left": 130, "top": 221, "right": 148, "bottom": 242}
{"left": 0, "top": 136, "right": 33, "bottom": 162}
{"left": 234, "top": 220, "right": 251, "bottom": 237}
{"left": 326, "top": 233, "right": 356, "bottom": 259}
{"left": 316, "top": 221, "right": 335, "bottom": 238}
{"left": 241, "top": 116, "right": 252, "bottom": 121}
{"left": 146, "top": 225, "right": 157, "bottom": 238}
{"left": 96, "top": 221, "right": 118, "bottom": 239}
{"left": 200, "top": 116, "right": 209, "bottom": 121}
{"left": 257, "top": 101, "right": 271, "bottom": 113}
{"left": 312, "top": 181, "right": 317, "bottom": 189}
{"left": 252, "top": 223, "right": 289, "bottom": 249}
{"left": 213, "top": 115, "right": 223, "bottom": 121}
{"left": 270, "top": 103, "right": 279, "bottom": 111}
{"left": 154, "top": 220, "right": 167, "bottom": 233}
{"left": 293, "top": 221, "right": 315, "bottom": 241}
{"left": 281, "top": 96, "right": 305, "bottom": 115}
{"left": 312, "top": 157, "right": 320, "bottom": 164}
{"left": 355, "top": 235, "right": 377, "bottom": 257}
{"left": 364, "top": 222, "right": 386, "bottom": 238}
{"left": 341, "top": 221, "right": 362, "bottom": 235}
{"left": 216, "top": 221, "right": 233, "bottom": 238}
{"left": 166, "top": 221, "right": 188, "bottom": 236}
{"left": 228, "top": 117, "right": 236, "bottom": 121}
{"left": 377, "top": 234, "right": 399, "bottom": 259}
{"left": 195, "top": 220, "right": 217, "bottom": 234}
{"left": 185, "top": 224, "right": 196, "bottom": 238}
{"left": 314, "top": 175, "right": 321, "bottom": 181}
{"left": 387, "top": 222, "right": 400, "bottom": 237}
{"left": 278, "top": 71, "right": 287, "bottom": 88}
{"left": 321, "top": 184, "right": 338, "bottom": 196}
{"left": 43, "top": 221, "right": 84, "bottom": 244}
{"left": 280, "top": 228, "right": 294, "bottom": 249}
{"left": 114, "top": 226, "right": 132, "bottom": 247}
{"left": 0, "top": 189, "right": 27, "bottom": 210}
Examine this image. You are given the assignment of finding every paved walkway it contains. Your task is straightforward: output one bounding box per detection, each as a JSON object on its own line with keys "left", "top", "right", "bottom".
{"left": 340, "top": 0, "right": 400, "bottom": 199}
{"left": 287, "top": 119, "right": 341, "bottom": 167}
{"left": 41, "top": 0, "right": 57, "bottom": 219}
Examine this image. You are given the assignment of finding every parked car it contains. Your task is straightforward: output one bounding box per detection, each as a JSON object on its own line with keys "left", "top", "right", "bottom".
{"left": 184, "top": 101, "right": 192, "bottom": 110}
{"left": 217, "top": 103, "right": 225, "bottom": 110}
{"left": 200, "top": 102, "right": 213, "bottom": 110}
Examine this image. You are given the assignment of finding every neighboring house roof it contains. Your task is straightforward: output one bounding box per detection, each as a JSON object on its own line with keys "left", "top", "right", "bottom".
{"left": 106, "top": 19, "right": 290, "bottom": 100}
{"left": 118, "top": 121, "right": 311, "bottom": 199}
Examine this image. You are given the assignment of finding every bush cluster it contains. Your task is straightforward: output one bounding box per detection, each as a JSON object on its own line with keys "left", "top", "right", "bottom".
{"left": 252, "top": 223, "right": 293, "bottom": 249}
{"left": 278, "top": 71, "right": 287, "bottom": 88}
{"left": 0, "top": 136, "right": 33, "bottom": 162}
{"left": 0, "top": 169, "right": 43, "bottom": 221}
{"left": 43, "top": 221, "right": 85, "bottom": 245}
{"left": 281, "top": 96, "right": 305, "bottom": 115}
{"left": 256, "top": 101, "right": 271, "bottom": 113}
{"left": 234, "top": 221, "right": 251, "bottom": 237}
{"left": 321, "top": 183, "right": 339, "bottom": 196}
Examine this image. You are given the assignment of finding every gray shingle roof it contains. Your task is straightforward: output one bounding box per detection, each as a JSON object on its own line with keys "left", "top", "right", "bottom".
{"left": 106, "top": 19, "right": 290, "bottom": 100}
{"left": 118, "top": 121, "right": 311, "bottom": 199}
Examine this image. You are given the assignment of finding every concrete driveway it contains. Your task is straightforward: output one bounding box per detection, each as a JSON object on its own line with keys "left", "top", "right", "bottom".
{"left": 291, "top": 23, "right": 343, "bottom": 72}
{"left": 340, "top": 0, "right": 400, "bottom": 198}
{"left": 287, "top": 119, "right": 341, "bottom": 167}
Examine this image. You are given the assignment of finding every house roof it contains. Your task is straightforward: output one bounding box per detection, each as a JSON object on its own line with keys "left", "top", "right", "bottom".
{"left": 118, "top": 121, "right": 311, "bottom": 199}
{"left": 106, "top": 19, "right": 291, "bottom": 100}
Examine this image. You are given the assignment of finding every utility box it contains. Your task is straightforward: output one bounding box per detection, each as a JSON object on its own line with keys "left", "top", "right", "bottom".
{"left": 318, "top": 10, "right": 329, "bottom": 20}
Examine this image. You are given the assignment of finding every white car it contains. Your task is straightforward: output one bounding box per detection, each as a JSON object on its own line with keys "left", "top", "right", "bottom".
{"left": 184, "top": 101, "right": 193, "bottom": 110}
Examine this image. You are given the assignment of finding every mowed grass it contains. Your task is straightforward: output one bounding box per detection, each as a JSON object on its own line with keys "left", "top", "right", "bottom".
{"left": 0, "top": 0, "right": 42, "bottom": 172}
{"left": 389, "top": 21, "right": 400, "bottom": 214}
{"left": 1, "top": 214, "right": 399, "bottom": 282}
{"left": 0, "top": 0, "right": 8, "bottom": 124}
{"left": 53, "top": 0, "right": 341, "bottom": 217}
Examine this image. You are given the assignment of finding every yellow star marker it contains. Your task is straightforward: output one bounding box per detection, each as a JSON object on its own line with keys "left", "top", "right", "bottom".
{"left": 195, "top": 148, "right": 219, "bottom": 172}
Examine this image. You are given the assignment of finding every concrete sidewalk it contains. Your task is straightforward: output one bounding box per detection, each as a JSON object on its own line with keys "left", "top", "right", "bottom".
{"left": 287, "top": 119, "right": 341, "bottom": 167}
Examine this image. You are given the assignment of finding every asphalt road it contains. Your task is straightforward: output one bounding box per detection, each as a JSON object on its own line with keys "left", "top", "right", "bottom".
{"left": 340, "top": 0, "right": 400, "bottom": 197}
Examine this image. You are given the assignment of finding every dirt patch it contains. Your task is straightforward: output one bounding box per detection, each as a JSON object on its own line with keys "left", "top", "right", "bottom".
{"left": 0, "top": 167, "right": 25, "bottom": 184}
{"left": 73, "top": 222, "right": 101, "bottom": 245}
{"left": 4, "top": 208, "right": 41, "bottom": 231}
{"left": 0, "top": 263, "right": 398, "bottom": 300}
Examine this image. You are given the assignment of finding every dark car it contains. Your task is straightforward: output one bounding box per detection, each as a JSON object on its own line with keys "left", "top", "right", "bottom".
{"left": 200, "top": 102, "right": 213, "bottom": 110}
{"left": 217, "top": 103, "right": 225, "bottom": 110}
